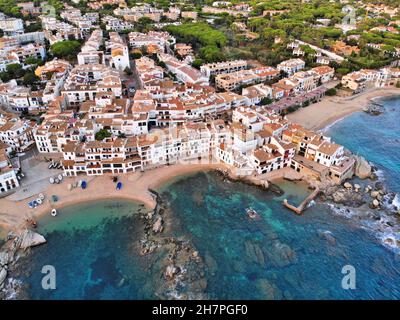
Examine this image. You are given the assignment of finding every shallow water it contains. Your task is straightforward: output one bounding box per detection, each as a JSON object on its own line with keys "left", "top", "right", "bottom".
{"left": 15, "top": 200, "right": 163, "bottom": 300}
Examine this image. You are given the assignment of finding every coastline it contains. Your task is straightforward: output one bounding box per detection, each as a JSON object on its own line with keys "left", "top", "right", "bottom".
{"left": 0, "top": 163, "right": 228, "bottom": 234}
{"left": 287, "top": 87, "right": 400, "bottom": 131}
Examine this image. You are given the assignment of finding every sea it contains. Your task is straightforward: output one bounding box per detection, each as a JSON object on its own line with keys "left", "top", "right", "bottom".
{"left": 2, "top": 96, "right": 400, "bottom": 300}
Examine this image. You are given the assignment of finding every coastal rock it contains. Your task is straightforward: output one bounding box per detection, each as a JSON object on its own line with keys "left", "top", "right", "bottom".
{"left": 371, "top": 191, "right": 380, "bottom": 198}
{"left": 332, "top": 190, "right": 347, "bottom": 204}
{"left": 152, "top": 217, "right": 164, "bottom": 234}
{"left": 19, "top": 229, "right": 46, "bottom": 250}
{"left": 165, "top": 265, "right": 178, "bottom": 279}
{"left": 354, "top": 184, "right": 361, "bottom": 192}
{"left": 354, "top": 156, "right": 372, "bottom": 179}
{"left": 372, "top": 199, "right": 380, "bottom": 208}
{"left": 343, "top": 182, "right": 352, "bottom": 190}
{"left": 0, "top": 267, "right": 7, "bottom": 288}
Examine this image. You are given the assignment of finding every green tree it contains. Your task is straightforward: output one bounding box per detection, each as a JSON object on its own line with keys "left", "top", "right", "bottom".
{"left": 23, "top": 72, "right": 39, "bottom": 86}
{"left": 95, "top": 129, "right": 112, "bottom": 141}
{"left": 51, "top": 41, "right": 81, "bottom": 59}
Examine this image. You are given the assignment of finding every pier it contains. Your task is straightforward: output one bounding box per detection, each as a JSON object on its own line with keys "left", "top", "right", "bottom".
{"left": 283, "top": 187, "right": 320, "bottom": 215}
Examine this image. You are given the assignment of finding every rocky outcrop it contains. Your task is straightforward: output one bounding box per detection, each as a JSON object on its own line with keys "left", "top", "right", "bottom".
{"left": 354, "top": 156, "right": 372, "bottom": 179}
{"left": 0, "top": 267, "right": 7, "bottom": 288}
{"left": 19, "top": 229, "right": 46, "bottom": 250}
{"left": 0, "top": 229, "right": 46, "bottom": 294}
{"left": 152, "top": 216, "right": 164, "bottom": 234}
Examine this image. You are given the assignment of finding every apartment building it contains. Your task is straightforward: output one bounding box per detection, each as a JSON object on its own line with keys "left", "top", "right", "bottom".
{"left": 157, "top": 53, "right": 209, "bottom": 86}
{"left": 215, "top": 66, "right": 279, "bottom": 91}
{"left": 277, "top": 59, "right": 305, "bottom": 76}
{"left": 62, "top": 64, "right": 122, "bottom": 107}
{"left": 175, "top": 43, "right": 193, "bottom": 57}
{"left": 0, "top": 149, "right": 19, "bottom": 195}
{"left": 129, "top": 31, "right": 176, "bottom": 52}
{"left": 0, "top": 117, "right": 35, "bottom": 152}
{"left": 0, "top": 16, "right": 24, "bottom": 35}
{"left": 200, "top": 60, "right": 248, "bottom": 78}
{"left": 77, "top": 29, "right": 105, "bottom": 65}
{"left": 35, "top": 59, "right": 72, "bottom": 105}
{"left": 102, "top": 15, "right": 134, "bottom": 31}
{"left": 241, "top": 83, "right": 273, "bottom": 105}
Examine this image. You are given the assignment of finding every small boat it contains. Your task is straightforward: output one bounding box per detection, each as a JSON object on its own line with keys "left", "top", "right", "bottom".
{"left": 39, "top": 193, "right": 45, "bottom": 200}
{"left": 51, "top": 195, "right": 58, "bottom": 202}
{"left": 48, "top": 163, "right": 54, "bottom": 169}
{"left": 116, "top": 182, "right": 122, "bottom": 190}
{"left": 51, "top": 209, "right": 57, "bottom": 217}
{"left": 81, "top": 180, "right": 87, "bottom": 189}
{"left": 49, "top": 177, "right": 55, "bottom": 184}
{"left": 55, "top": 178, "right": 60, "bottom": 184}
{"left": 58, "top": 174, "right": 63, "bottom": 181}
{"left": 246, "top": 207, "right": 259, "bottom": 219}
{"left": 28, "top": 201, "right": 34, "bottom": 208}
{"left": 36, "top": 198, "right": 43, "bottom": 205}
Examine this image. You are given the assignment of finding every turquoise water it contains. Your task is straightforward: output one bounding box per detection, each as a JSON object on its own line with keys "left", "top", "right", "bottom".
{"left": 14, "top": 172, "right": 400, "bottom": 300}
{"left": 160, "top": 172, "right": 400, "bottom": 299}
{"left": 15, "top": 200, "right": 164, "bottom": 300}
{"left": 327, "top": 95, "right": 400, "bottom": 193}
{"left": 10, "top": 96, "right": 400, "bottom": 300}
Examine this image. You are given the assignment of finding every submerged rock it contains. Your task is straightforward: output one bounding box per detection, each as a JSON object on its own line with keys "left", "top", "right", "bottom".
{"left": 255, "top": 278, "right": 282, "bottom": 300}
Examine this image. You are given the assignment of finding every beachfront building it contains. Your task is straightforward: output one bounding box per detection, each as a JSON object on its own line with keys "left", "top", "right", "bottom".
{"left": 0, "top": 149, "right": 19, "bottom": 194}
{"left": 341, "top": 69, "right": 379, "bottom": 92}
{"left": 200, "top": 60, "right": 248, "bottom": 78}
{"left": 215, "top": 67, "right": 279, "bottom": 91}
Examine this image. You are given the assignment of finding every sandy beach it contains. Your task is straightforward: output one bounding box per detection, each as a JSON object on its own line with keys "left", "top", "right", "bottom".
{"left": 0, "top": 163, "right": 227, "bottom": 234}
{"left": 287, "top": 87, "right": 400, "bottom": 131}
